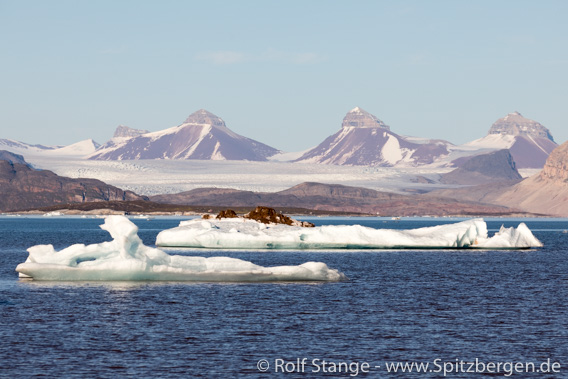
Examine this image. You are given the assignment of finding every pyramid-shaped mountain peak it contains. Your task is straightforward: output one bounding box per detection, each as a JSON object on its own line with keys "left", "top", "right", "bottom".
{"left": 489, "top": 111, "right": 554, "bottom": 141}
{"left": 342, "top": 107, "right": 390, "bottom": 130}
{"left": 349, "top": 106, "right": 364, "bottom": 114}
{"left": 90, "top": 110, "right": 279, "bottom": 161}
{"left": 183, "top": 109, "right": 225, "bottom": 127}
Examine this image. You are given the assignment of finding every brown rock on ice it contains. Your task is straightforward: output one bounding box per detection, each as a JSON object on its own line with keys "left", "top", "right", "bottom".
{"left": 244, "top": 206, "right": 315, "bottom": 227}
{"left": 216, "top": 209, "right": 238, "bottom": 219}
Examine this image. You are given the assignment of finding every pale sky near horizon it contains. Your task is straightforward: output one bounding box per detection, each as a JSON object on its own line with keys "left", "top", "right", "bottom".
{"left": 1, "top": 0, "right": 567, "bottom": 151}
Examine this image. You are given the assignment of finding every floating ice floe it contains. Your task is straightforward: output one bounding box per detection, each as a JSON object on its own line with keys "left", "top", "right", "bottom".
{"left": 16, "top": 216, "right": 346, "bottom": 282}
{"left": 155, "top": 218, "right": 543, "bottom": 250}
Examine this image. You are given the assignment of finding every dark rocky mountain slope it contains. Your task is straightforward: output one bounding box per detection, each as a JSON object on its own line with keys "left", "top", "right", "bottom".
{"left": 151, "top": 182, "right": 522, "bottom": 217}
{"left": 429, "top": 140, "right": 568, "bottom": 216}
{"left": 0, "top": 152, "right": 147, "bottom": 212}
{"left": 441, "top": 149, "right": 522, "bottom": 185}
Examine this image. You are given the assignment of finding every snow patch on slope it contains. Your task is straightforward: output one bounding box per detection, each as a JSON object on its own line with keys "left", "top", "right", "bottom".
{"left": 46, "top": 139, "right": 99, "bottom": 156}
{"left": 526, "top": 135, "right": 549, "bottom": 155}
{"left": 180, "top": 125, "right": 213, "bottom": 159}
{"left": 464, "top": 134, "right": 516, "bottom": 149}
{"left": 210, "top": 141, "right": 226, "bottom": 160}
{"left": 381, "top": 134, "right": 403, "bottom": 165}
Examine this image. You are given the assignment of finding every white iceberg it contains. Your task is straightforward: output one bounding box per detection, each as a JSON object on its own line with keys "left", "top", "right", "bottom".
{"left": 155, "top": 218, "right": 543, "bottom": 250}
{"left": 15, "top": 216, "right": 346, "bottom": 282}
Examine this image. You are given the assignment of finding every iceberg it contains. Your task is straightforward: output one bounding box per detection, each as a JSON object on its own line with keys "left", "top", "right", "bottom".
{"left": 155, "top": 218, "right": 543, "bottom": 250}
{"left": 15, "top": 216, "right": 346, "bottom": 282}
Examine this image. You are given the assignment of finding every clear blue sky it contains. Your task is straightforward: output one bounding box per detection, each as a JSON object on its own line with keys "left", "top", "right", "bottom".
{"left": 1, "top": 0, "right": 567, "bottom": 151}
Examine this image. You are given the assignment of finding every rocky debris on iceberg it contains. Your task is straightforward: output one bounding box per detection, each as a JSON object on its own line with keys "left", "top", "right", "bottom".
{"left": 244, "top": 206, "right": 315, "bottom": 227}
{"left": 15, "top": 216, "right": 346, "bottom": 282}
{"left": 211, "top": 209, "right": 239, "bottom": 219}
{"left": 156, "top": 218, "right": 542, "bottom": 250}
{"left": 204, "top": 207, "right": 315, "bottom": 227}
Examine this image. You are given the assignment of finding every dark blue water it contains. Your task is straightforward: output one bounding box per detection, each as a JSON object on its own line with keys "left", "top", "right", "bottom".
{"left": 0, "top": 217, "right": 566, "bottom": 378}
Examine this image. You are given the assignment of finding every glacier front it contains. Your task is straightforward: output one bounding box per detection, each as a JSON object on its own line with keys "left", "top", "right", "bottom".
{"left": 155, "top": 218, "right": 543, "bottom": 250}
{"left": 15, "top": 216, "right": 346, "bottom": 282}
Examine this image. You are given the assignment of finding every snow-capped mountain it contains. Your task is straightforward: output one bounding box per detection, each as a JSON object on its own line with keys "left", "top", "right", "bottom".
{"left": 88, "top": 109, "right": 280, "bottom": 161}
{"left": 0, "top": 138, "right": 99, "bottom": 157}
{"left": 44, "top": 139, "right": 100, "bottom": 156}
{"left": 294, "top": 107, "right": 452, "bottom": 166}
{"left": 462, "top": 112, "right": 557, "bottom": 168}
{"left": 0, "top": 139, "right": 57, "bottom": 154}
{"left": 0, "top": 150, "right": 30, "bottom": 167}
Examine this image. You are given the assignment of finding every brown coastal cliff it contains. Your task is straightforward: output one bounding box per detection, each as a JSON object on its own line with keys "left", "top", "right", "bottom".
{"left": 430, "top": 140, "right": 568, "bottom": 216}
{"left": 492, "top": 140, "right": 568, "bottom": 216}
{"left": 0, "top": 158, "right": 147, "bottom": 212}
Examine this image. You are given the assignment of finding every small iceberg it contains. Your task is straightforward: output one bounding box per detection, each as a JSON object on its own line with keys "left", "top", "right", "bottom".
{"left": 43, "top": 211, "right": 63, "bottom": 217}
{"left": 155, "top": 218, "right": 543, "bottom": 250}
{"left": 16, "top": 216, "right": 346, "bottom": 282}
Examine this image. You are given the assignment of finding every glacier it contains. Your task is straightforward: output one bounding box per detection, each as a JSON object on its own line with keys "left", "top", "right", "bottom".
{"left": 15, "top": 216, "right": 346, "bottom": 282}
{"left": 155, "top": 218, "right": 543, "bottom": 250}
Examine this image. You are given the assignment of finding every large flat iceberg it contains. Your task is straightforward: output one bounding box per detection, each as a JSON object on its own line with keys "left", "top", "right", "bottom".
{"left": 16, "top": 216, "right": 346, "bottom": 282}
{"left": 155, "top": 218, "right": 543, "bottom": 250}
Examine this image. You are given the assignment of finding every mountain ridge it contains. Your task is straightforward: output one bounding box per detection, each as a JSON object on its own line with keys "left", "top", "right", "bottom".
{"left": 0, "top": 109, "right": 560, "bottom": 170}
{"left": 150, "top": 181, "right": 522, "bottom": 217}
{"left": 88, "top": 109, "right": 280, "bottom": 161}
{"left": 441, "top": 149, "right": 522, "bottom": 185}
{"left": 0, "top": 151, "right": 147, "bottom": 212}
{"left": 294, "top": 107, "right": 452, "bottom": 166}
{"left": 428, "top": 140, "right": 568, "bottom": 216}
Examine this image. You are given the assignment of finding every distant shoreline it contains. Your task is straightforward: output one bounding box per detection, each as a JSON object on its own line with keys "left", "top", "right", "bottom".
{"left": 2, "top": 204, "right": 546, "bottom": 219}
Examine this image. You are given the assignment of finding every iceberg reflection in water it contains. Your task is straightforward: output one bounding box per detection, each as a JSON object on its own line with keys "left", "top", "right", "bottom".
{"left": 156, "top": 218, "right": 543, "bottom": 250}
{"left": 15, "top": 216, "right": 346, "bottom": 282}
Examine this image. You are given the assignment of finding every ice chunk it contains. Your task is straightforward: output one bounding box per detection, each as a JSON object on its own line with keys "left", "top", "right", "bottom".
{"left": 156, "top": 218, "right": 543, "bottom": 250}
{"left": 475, "top": 223, "right": 542, "bottom": 248}
{"left": 15, "top": 216, "right": 346, "bottom": 282}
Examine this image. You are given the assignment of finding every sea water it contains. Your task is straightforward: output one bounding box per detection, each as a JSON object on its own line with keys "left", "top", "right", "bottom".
{"left": 0, "top": 217, "right": 566, "bottom": 377}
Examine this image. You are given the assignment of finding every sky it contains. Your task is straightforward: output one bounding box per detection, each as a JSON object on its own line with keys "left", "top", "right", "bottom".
{"left": 1, "top": 0, "right": 567, "bottom": 152}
